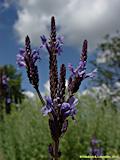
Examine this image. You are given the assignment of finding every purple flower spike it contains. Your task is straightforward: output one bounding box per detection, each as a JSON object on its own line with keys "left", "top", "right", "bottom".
{"left": 68, "top": 40, "right": 97, "bottom": 94}
{"left": 70, "top": 40, "right": 87, "bottom": 71}
{"left": 16, "top": 36, "right": 42, "bottom": 91}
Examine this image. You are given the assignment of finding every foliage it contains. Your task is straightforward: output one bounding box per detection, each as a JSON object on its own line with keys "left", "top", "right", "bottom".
{"left": 93, "top": 33, "right": 120, "bottom": 89}
{"left": 0, "top": 95, "right": 120, "bottom": 160}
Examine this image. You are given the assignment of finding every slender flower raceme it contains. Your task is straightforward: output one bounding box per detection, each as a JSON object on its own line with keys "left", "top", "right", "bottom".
{"left": 16, "top": 36, "right": 45, "bottom": 105}
{"left": 17, "top": 36, "right": 40, "bottom": 88}
{"left": 68, "top": 40, "right": 97, "bottom": 95}
{"left": 17, "top": 16, "right": 96, "bottom": 160}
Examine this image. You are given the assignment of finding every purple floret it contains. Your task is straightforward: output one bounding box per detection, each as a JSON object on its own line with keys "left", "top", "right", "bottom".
{"left": 61, "top": 96, "right": 78, "bottom": 119}
{"left": 68, "top": 40, "right": 97, "bottom": 83}
{"left": 41, "top": 96, "right": 54, "bottom": 116}
{"left": 16, "top": 49, "right": 26, "bottom": 67}
{"left": 16, "top": 48, "right": 40, "bottom": 68}
{"left": 68, "top": 60, "right": 97, "bottom": 80}
{"left": 40, "top": 35, "right": 64, "bottom": 55}
{"left": 41, "top": 96, "right": 78, "bottom": 120}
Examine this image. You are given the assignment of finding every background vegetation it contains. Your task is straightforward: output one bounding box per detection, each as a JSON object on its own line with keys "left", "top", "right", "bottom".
{"left": 0, "top": 94, "right": 120, "bottom": 160}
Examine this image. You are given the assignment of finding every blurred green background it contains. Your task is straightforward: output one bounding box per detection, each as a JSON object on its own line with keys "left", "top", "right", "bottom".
{"left": 0, "top": 94, "right": 120, "bottom": 160}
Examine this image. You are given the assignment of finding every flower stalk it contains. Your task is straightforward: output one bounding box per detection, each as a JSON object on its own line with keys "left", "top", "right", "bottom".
{"left": 17, "top": 16, "right": 96, "bottom": 160}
